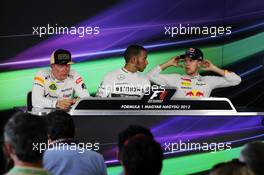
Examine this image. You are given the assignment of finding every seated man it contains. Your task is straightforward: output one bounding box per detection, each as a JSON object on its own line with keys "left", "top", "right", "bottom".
{"left": 121, "top": 136, "right": 163, "bottom": 175}
{"left": 32, "top": 49, "right": 90, "bottom": 110}
{"left": 43, "top": 110, "right": 107, "bottom": 175}
{"left": 3, "top": 112, "right": 49, "bottom": 175}
{"left": 147, "top": 47, "right": 241, "bottom": 98}
{"left": 96, "top": 45, "right": 150, "bottom": 98}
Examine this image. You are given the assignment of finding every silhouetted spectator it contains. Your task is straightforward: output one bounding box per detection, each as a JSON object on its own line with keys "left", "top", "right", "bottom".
{"left": 3, "top": 112, "right": 49, "bottom": 175}
{"left": 117, "top": 125, "right": 154, "bottom": 160}
{"left": 43, "top": 110, "right": 107, "bottom": 175}
{"left": 121, "top": 136, "right": 163, "bottom": 175}
{"left": 240, "top": 141, "right": 264, "bottom": 175}
{"left": 210, "top": 159, "right": 254, "bottom": 175}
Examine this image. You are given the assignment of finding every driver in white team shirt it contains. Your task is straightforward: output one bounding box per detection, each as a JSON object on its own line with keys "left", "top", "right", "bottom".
{"left": 96, "top": 45, "right": 150, "bottom": 98}
{"left": 32, "top": 49, "right": 90, "bottom": 110}
{"left": 147, "top": 47, "right": 242, "bottom": 99}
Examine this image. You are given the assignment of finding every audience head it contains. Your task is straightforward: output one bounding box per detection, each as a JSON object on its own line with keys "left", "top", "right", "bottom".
{"left": 240, "top": 141, "right": 264, "bottom": 175}
{"left": 118, "top": 125, "right": 154, "bottom": 156}
{"left": 121, "top": 136, "right": 163, "bottom": 175}
{"left": 45, "top": 110, "right": 75, "bottom": 141}
{"left": 3, "top": 112, "right": 47, "bottom": 164}
{"left": 210, "top": 159, "right": 254, "bottom": 175}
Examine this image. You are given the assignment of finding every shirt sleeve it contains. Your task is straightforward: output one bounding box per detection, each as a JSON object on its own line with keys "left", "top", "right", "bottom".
{"left": 206, "top": 71, "right": 242, "bottom": 89}
{"left": 147, "top": 66, "right": 180, "bottom": 86}
{"left": 32, "top": 70, "right": 57, "bottom": 108}
{"left": 72, "top": 71, "right": 90, "bottom": 98}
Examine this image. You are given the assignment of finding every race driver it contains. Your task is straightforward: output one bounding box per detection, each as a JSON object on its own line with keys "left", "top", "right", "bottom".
{"left": 96, "top": 45, "right": 150, "bottom": 98}
{"left": 147, "top": 47, "right": 242, "bottom": 98}
{"left": 32, "top": 49, "right": 90, "bottom": 110}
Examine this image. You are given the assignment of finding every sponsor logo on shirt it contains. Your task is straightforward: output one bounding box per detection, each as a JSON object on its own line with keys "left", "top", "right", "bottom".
{"left": 115, "top": 85, "right": 142, "bottom": 93}
{"left": 75, "top": 77, "right": 83, "bottom": 84}
{"left": 81, "top": 83, "right": 87, "bottom": 89}
{"left": 49, "top": 82, "right": 57, "bottom": 91}
{"left": 196, "top": 82, "right": 206, "bottom": 86}
{"left": 63, "top": 94, "right": 72, "bottom": 98}
{"left": 117, "top": 74, "right": 126, "bottom": 80}
{"left": 34, "top": 76, "right": 44, "bottom": 85}
{"left": 180, "top": 86, "right": 192, "bottom": 89}
{"left": 181, "top": 81, "right": 191, "bottom": 86}
{"left": 185, "top": 90, "right": 204, "bottom": 97}
{"left": 61, "top": 88, "right": 73, "bottom": 92}
{"left": 181, "top": 77, "right": 191, "bottom": 82}
{"left": 46, "top": 93, "right": 58, "bottom": 99}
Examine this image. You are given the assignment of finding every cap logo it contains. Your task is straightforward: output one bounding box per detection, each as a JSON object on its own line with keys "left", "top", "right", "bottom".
{"left": 57, "top": 53, "right": 70, "bottom": 61}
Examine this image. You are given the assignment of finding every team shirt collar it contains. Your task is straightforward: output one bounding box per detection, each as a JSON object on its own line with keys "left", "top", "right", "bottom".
{"left": 50, "top": 68, "right": 66, "bottom": 83}
{"left": 186, "top": 74, "right": 201, "bottom": 79}
{"left": 8, "top": 166, "right": 50, "bottom": 175}
{"left": 121, "top": 67, "right": 135, "bottom": 74}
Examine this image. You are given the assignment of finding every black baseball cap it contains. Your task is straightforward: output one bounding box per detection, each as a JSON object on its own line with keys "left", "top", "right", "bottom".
{"left": 180, "top": 48, "right": 204, "bottom": 61}
{"left": 50, "top": 49, "right": 74, "bottom": 65}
